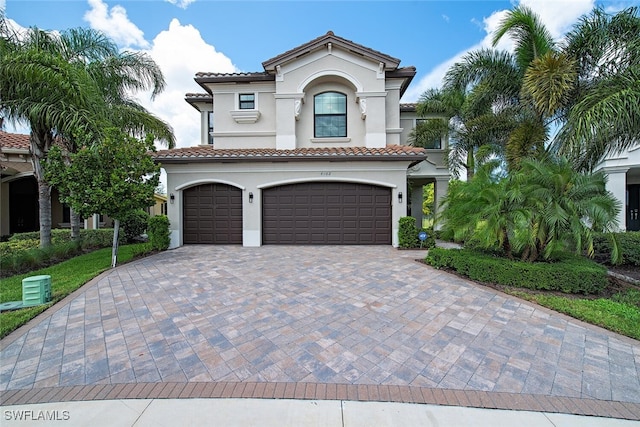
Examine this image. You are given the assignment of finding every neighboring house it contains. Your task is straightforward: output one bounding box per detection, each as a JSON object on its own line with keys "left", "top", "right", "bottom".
{"left": 594, "top": 144, "right": 640, "bottom": 232}
{"left": 0, "top": 130, "right": 112, "bottom": 236}
{"left": 154, "top": 31, "right": 449, "bottom": 248}
{"left": 147, "top": 193, "right": 168, "bottom": 217}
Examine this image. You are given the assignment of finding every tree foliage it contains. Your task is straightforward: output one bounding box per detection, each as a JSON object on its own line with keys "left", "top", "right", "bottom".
{"left": 46, "top": 129, "right": 160, "bottom": 221}
{"left": 0, "top": 13, "right": 174, "bottom": 247}
{"left": 438, "top": 158, "right": 621, "bottom": 263}
{"left": 45, "top": 129, "right": 160, "bottom": 266}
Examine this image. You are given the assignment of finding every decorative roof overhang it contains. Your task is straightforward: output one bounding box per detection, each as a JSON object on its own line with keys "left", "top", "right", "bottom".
{"left": 153, "top": 145, "right": 427, "bottom": 167}
{"left": 262, "top": 31, "right": 401, "bottom": 72}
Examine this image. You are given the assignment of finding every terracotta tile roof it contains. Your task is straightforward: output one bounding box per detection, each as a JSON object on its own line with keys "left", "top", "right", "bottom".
{"left": 195, "top": 71, "right": 271, "bottom": 79}
{"left": 153, "top": 145, "right": 427, "bottom": 163}
{"left": 400, "top": 103, "right": 418, "bottom": 112}
{"left": 185, "top": 92, "right": 213, "bottom": 100}
{"left": 0, "top": 131, "right": 30, "bottom": 151}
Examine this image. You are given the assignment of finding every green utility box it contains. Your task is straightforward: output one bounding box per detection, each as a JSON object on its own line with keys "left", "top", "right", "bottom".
{"left": 22, "top": 275, "right": 52, "bottom": 307}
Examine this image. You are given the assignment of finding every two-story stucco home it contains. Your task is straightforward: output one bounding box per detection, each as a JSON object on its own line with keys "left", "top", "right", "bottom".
{"left": 154, "top": 31, "right": 451, "bottom": 248}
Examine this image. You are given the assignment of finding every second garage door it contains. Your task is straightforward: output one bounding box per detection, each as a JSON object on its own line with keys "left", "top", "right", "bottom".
{"left": 262, "top": 182, "right": 391, "bottom": 244}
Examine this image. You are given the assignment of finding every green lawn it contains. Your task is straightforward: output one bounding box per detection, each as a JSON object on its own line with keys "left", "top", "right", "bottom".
{"left": 510, "top": 290, "right": 640, "bottom": 341}
{"left": 0, "top": 243, "right": 152, "bottom": 338}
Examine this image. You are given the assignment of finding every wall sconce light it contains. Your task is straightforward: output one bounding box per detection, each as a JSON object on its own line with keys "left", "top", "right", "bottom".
{"left": 170, "top": 193, "right": 175, "bottom": 204}
{"left": 398, "top": 192, "right": 403, "bottom": 203}
{"left": 249, "top": 192, "right": 254, "bottom": 203}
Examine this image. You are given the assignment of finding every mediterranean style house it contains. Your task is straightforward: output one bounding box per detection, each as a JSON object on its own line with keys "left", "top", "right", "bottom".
{"left": 154, "top": 31, "right": 450, "bottom": 248}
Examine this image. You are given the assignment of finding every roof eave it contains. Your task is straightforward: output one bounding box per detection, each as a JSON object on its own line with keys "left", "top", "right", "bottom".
{"left": 185, "top": 93, "right": 213, "bottom": 111}
{"left": 195, "top": 74, "right": 275, "bottom": 86}
{"left": 262, "top": 33, "right": 401, "bottom": 72}
{"left": 387, "top": 67, "right": 417, "bottom": 98}
{"left": 154, "top": 154, "right": 427, "bottom": 164}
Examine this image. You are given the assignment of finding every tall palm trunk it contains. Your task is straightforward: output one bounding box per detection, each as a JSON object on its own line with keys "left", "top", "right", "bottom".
{"left": 30, "top": 131, "right": 52, "bottom": 248}
{"left": 466, "top": 150, "right": 475, "bottom": 181}
{"left": 63, "top": 153, "right": 82, "bottom": 241}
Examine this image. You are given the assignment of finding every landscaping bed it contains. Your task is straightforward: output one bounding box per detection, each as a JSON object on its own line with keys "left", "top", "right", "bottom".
{"left": 423, "top": 247, "right": 640, "bottom": 340}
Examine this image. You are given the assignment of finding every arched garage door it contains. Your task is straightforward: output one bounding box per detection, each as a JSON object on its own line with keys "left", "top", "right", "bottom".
{"left": 262, "top": 182, "right": 391, "bottom": 244}
{"left": 183, "top": 183, "right": 242, "bottom": 244}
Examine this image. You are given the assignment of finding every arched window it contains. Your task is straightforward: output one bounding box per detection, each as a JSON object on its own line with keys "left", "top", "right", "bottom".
{"left": 314, "top": 92, "right": 346, "bottom": 138}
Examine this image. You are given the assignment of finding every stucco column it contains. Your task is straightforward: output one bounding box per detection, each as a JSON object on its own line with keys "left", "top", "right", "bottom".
{"left": 434, "top": 177, "right": 449, "bottom": 231}
{"left": 274, "top": 93, "right": 303, "bottom": 150}
{"left": 243, "top": 188, "right": 261, "bottom": 247}
{"left": 357, "top": 92, "right": 386, "bottom": 148}
{"left": 603, "top": 167, "right": 628, "bottom": 231}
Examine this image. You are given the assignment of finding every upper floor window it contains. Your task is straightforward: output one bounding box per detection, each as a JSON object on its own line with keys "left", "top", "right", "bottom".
{"left": 314, "top": 92, "right": 346, "bottom": 138}
{"left": 239, "top": 93, "right": 255, "bottom": 110}
{"left": 416, "top": 118, "right": 442, "bottom": 149}
{"left": 207, "top": 111, "right": 214, "bottom": 145}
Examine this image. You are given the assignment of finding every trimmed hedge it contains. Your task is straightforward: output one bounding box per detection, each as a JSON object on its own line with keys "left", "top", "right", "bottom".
{"left": 0, "top": 229, "right": 125, "bottom": 277}
{"left": 426, "top": 247, "right": 608, "bottom": 294}
{"left": 593, "top": 231, "right": 640, "bottom": 266}
{"left": 148, "top": 215, "right": 170, "bottom": 251}
{"left": 398, "top": 217, "right": 435, "bottom": 249}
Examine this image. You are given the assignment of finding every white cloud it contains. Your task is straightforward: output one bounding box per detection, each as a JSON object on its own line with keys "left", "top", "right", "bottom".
{"left": 164, "top": 0, "right": 196, "bottom": 9}
{"left": 81, "top": 0, "right": 238, "bottom": 149}
{"left": 83, "top": 0, "right": 149, "bottom": 49}
{"left": 402, "top": 0, "right": 596, "bottom": 102}
{"left": 442, "top": 14, "right": 450, "bottom": 23}
{"left": 137, "top": 18, "right": 238, "bottom": 148}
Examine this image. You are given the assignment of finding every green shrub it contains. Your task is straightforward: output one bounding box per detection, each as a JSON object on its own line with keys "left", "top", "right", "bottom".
{"left": 79, "top": 229, "right": 124, "bottom": 249}
{"left": 0, "top": 229, "right": 121, "bottom": 276}
{"left": 0, "top": 239, "right": 39, "bottom": 258}
{"left": 148, "top": 215, "right": 170, "bottom": 251}
{"left": 398, "top": 217, "right": 435, "bottom": 249}
{"left": 121, "top": 210, "right": 150, "bottom": 242}
{"left": 593, "top": 231, "right": 640, "bottom": 266}
{"left": 426, "top": 247, "right": 608, "bottom": 294}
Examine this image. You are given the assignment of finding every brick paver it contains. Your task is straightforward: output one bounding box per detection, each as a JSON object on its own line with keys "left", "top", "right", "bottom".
{"left": 1, "top": 246, "right": 639, "bottom": 419}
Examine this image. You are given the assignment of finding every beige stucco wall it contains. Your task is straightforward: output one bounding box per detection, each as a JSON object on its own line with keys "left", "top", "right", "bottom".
{"left": 204, "top": 48, "right": 402, "bottom": 151}
{"left": 209, "top": 82, "right": 277, "bottom": 149}
{"left": 163, "top": 160, "right": 414, "bottom": 248}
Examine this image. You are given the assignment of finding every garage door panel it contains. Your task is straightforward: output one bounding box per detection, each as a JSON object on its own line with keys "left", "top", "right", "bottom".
{"left": 183, "top": 184, "right": 242, "bottom": 244}
{"left": 263, "top": 182, "right": 391, "bottom": 244}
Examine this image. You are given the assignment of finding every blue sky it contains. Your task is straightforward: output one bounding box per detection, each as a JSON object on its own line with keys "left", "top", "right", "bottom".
{"left": 2, "top": 0, "right": 638, "bottom": 148}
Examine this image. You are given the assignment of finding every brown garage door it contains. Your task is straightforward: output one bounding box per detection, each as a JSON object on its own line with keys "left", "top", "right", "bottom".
{"left": 262, "top": 182, "right": 391, "bottom": 244}
{"left": 183, "top": 184, "right": 242, "bottom": 244}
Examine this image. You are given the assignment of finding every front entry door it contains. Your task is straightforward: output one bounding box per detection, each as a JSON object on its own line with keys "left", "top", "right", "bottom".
{"left": 628, "top": 185, "right": 640, "bottom": 231}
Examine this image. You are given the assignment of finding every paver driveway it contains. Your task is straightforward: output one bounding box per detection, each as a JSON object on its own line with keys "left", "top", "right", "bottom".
{"left": 1, "top": 246, "right": 639, "bottom": 404}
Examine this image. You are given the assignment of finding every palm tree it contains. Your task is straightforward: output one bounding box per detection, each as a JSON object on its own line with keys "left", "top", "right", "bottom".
{"left": 410, "top": 86, "right": 514, "bottom": 180}
{"left": 520, "top": 7, "right": 640, "bottom": 171}
{"left": 0, "top": 15, "right": 174, "bottom": 246}
{"left": 510, "top": 157, "right": 621, "bottom": 262}
{"left": 439, "top": 158, "right": 622, "bottom": 263}
{"left": 439, "top": 6, "right": 556, "bottom": 172}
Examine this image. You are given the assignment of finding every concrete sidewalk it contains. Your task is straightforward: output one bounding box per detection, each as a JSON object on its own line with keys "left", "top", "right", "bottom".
{"left": 2, "top": 398, "right": 638, "bottom": 427}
